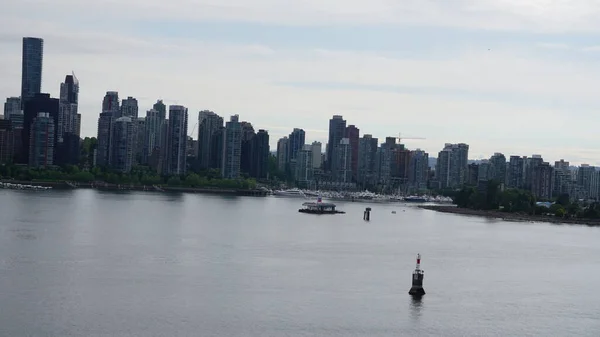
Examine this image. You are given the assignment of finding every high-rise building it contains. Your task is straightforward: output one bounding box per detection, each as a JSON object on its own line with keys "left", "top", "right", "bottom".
{"left": 222, "top": 115, "right": 242, "bottom": 179}
{"left": 57, "top": 74, "right": 80, "bottom": 165}
{"left": 250, "top": 129, "right": 269, "bottom": 179}
{"left": 21, "top": 37, "right": 43, "bottom": 108}
{"left": 467, "top": 163, "right": 479, "bottom": 186}
{"left": 288, "top": 128, "right": 305, "bottom": 161}
{"left": 197, "top": 111, "right": 224, "bottom": 170}
{"left": 435, "top": 143, "right": 469, "bottom": 189}
{"left": 554, "top": 159, "right": 572, "bottom": 196}
{"left": 29, "top": 112, "right": 55, "bottom": 168}
{"left": 375, "top": 137, "right": 398, "bottom": 186}
{"left": 96, "top": 92, "right": 120, "bottom": 167}
{"left": 210, "top": 127, "right": 225, "bottom": 172}
{"left": 392, "top": 145, "right": 411, "bottom": 187}
{"left": 357, "top": 134, "right": 378, "bottom": 187}
{"left": 144, "top": 109, "right": 163, "bottom": 165}
{"left": 0, "top": 120, "right": 14, "bottom": 163}
{"left": 488, "top": 153, "right": 507, "bottom": 184}
{"left": 121, "top": 97, "right": 139, "bottom": 118}
{"left": 311, "top": 141, "right": 322, "bottom": 169}
{"left": 58, "top": 74, "right": 79, "bottom": 138}
{"left": 478, "top": 160, "right": 490, "bottom": 182}
{"left": 240, "top": 122, "right": 256, "bottom": 175}
{"left": 577, "top": 164, "right": 598, "bottom": 199}
{"left": 109, "top": 116, "right": 135, "bottom": 173}
{"left": 102, "top": 91, "right": 120, "bottom": 115}
{"left": 326, "top": 115, "right": 346, "bottom": 172}
{"left": 166, "top": 105, "right": 188, "bottom": 175}
{"left": 409, "top": 149, "right": 429, "bottom": 190}
{"left": 335, "top": 138, "right": 352, "bottom": 183}
{"left": 4, "top": 97, "right": 21, "bottom": 121}
{"left": 506, "top": 156, "right": 524, "bottom": 189}
{"left": 133, "top": 117, "right": 146, "bottom": 165}
{"left": 22, "top": 93, "right": 59, "bottom": 165}
{"left": 523, "top": 155, "right": 544, "bottom": 189}
{"left": 295, "top": 144, "right": 314, "bottom": 187}
{"left": 531, "top": 162, "right": 554, "bottom": 200}
{"left": 153, "top": 100, "right": 167, "bottom": 121}
{"left": 276, "top": 137, "right": 289, "bottom": 172}
{"left": 345, "top": 125, "right": 359, "bottom": 181}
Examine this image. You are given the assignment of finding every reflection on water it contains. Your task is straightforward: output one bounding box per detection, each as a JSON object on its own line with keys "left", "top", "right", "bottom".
{"left": 410, "top": 296, "right": 423, "bottom": 320}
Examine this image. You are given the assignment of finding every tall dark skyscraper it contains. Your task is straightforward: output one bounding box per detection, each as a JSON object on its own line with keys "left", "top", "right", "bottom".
{"left": 96, "top": 92, "right": 119, "bottom": 167}
{"left": 222, "top": 115, "right": 242, "bottom": 179}
{"left": 153, "top": 100, "right": 167, "bottom": 121}
{"left": 326, "top": 115, "right": 346, "bottom": 172}
{"left": 29, "top": 112, "right": 55, "bottom": 168}
{"left": 57, "top": 74, "right": 80, "bottom": 165}
{"left": 21, "top": 37, "right": 44, "bottom": 108}
{"left": 240, "top": 122, "right": 256, "bottom": 175}
{"left": 250, "top": 129, "right": 270, "bottom": 179}
{"left": 22, "top": 93, "right": 59, "bottom": 165}
{"left": 287, "top": 128, "right": 305, "bottom": 161}
{"left": 121, "top": 97, "right": 139, "bottom": 118}
{"left": 109, "top": 117, "right": 135, "bottom": 173}
{"left": 166, "top": 105, "right": 188, "bottom": 175}
{"left": 197, "top": 111, "right": 224, "bottom": 170}
{"left": 345, "top": 124, "right": 360, "bottom": 181}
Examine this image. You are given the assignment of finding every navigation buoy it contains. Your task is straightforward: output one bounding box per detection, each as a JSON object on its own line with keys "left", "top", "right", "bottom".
{"left": 408, "top": 253, "right": 425, "bottom": 297}
{"left": 363, "top": 207, "right": 371, "bottom": 221}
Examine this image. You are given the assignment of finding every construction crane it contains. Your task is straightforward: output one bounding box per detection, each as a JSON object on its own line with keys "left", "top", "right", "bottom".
{"left": 397, "top": 132, "right": 426, "bottom": 144}
{"left": 189, "top": 121, "right": 198, "bottom": 138}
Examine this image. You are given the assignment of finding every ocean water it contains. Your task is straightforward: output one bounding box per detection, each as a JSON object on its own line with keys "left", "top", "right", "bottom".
{"left": 0, "top": 189, "right": 599, "bottom": 336}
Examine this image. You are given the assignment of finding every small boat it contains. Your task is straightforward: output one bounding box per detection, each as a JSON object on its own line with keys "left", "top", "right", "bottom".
{"left": 272, "top": 188, "right": 307, "bottom": 198}
{"left": 403, "top": 196, "right": 428, "bottom": 203}
{"left": 299, "top": 201, "right": 345, "bottom": 214}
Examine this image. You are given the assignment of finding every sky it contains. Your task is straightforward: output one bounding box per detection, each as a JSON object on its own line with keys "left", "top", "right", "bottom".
{"left": 2, "top": 0, "right": 600, "bottom": 164}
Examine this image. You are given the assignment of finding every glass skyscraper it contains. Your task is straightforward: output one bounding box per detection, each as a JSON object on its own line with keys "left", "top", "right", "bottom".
{"left": 21, "top": 37, "right": 44, "bottom": 108}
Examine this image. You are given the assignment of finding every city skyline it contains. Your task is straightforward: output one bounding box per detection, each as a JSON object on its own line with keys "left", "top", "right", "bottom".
{"left": 3, "top": 1, "right": 600, "bottom": 164}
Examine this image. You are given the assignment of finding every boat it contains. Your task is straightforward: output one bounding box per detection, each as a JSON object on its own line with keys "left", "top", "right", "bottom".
{"left": 272, "top": 188, "right": 307, "bottom": 198}
{"left": 298, "top": 199, "right": 345, "bottom": 214}
{"left": 403, "top": 196, "right": 428, "bottom": 203}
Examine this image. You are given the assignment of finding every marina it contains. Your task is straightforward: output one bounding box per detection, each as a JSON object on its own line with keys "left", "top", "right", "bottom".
{"left": 268, "top": 188, "right": 452, "bottom": 204}
{"left": 0, "top": 182, "right": 52, "bottom": 190}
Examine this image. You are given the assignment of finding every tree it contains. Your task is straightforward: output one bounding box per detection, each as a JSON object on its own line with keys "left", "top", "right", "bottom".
{"left": 167, "top": 176, "right": 182, "bottom": 186}
{"left": 556, "top": 193, "right": 570, "bottom": 206}
{"left": 549, "top": 203, "right": 565, "bottom": 217}
{"left": 184, "top": 174, "right": 202, "bottom": 187}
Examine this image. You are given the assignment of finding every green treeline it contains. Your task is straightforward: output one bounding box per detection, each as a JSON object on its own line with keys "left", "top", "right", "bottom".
{"left": 452, "top": 179, "right": 600, "bottom": 219}
{"left": 0, "top": 165, "right": 257, "bottom": 190}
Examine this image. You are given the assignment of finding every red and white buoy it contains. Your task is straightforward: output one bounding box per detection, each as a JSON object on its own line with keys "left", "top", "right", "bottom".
{"left": 409, "top": 253, "right": 425, "bottom": 296}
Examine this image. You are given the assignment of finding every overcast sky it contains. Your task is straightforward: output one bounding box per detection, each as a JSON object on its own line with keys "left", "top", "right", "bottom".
{"left": 2, "top": 0, "right": 600, "bottom": 164}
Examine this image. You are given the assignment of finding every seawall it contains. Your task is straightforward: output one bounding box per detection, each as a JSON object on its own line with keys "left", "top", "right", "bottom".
{"left": 420, "top": 205, "right": 600, "bottom": 226}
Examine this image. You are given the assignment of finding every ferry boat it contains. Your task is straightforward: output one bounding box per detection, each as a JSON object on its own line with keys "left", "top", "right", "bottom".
{"left": 272, "top": 188, "right": 307, "bottom": 198}
{"left": 299, "top": 198, "right": 345, "bottom": 214}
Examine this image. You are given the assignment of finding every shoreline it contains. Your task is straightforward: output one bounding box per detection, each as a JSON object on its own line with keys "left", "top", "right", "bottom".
{"left": 0, "top": 180, "right": 268, "bottom": 197}
{"left": 419, "top": 205, "right": 600, "bottom": 226}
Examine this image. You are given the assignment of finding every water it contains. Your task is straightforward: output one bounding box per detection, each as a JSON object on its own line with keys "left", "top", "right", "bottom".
{"left": 0, "top": 189, "right": 599, "bottom": 336}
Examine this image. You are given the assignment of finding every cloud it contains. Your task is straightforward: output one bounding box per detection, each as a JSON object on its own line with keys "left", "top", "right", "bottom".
{"left": 3, "top": 0, "right": 600, "bottom": 165}
{"left": 535, "top": 42, "right": 571, "bottom": 50}
{"left": 8, "top": 0, "right": 600, "bottom": 32}
{"left": 581, "top": 45, "right": 600, "bottom": 52}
